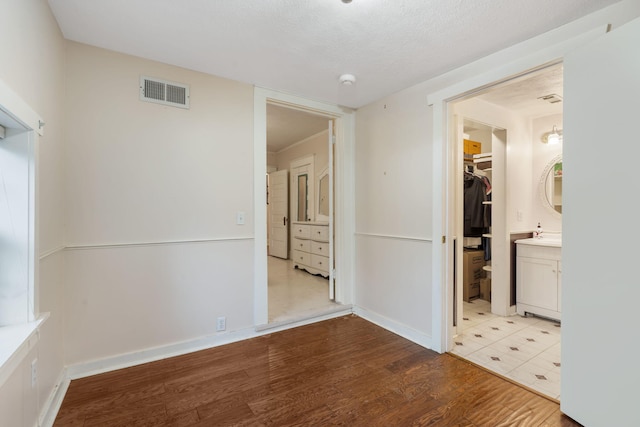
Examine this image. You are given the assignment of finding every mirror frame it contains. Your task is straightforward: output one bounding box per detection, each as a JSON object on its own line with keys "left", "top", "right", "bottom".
{"left": 539, "top": 153, "right": 562, "bottom": 218}
{"left": 297, "top": 173, "right": 308, "bottom": 221}
{"left": 316, "top": 166, "right": 330, "bottom": 222}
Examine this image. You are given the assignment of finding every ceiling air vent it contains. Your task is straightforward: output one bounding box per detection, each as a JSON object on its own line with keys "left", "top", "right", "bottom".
{"left": 538, "top": 94, "right": 563, "bottom": 104}
{"left": 140, "top": 76, "right": 190, "bottom": 109}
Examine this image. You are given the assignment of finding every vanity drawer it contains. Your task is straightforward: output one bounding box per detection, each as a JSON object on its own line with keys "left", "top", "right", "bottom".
{"left": 294, "top": 238, "right": 311, "bottom": 252}
{"left": 293, "top": 224, "right": 310, "bottom": 239}
{"left": 293, "top": 250, "right": 310, "bottom": 266}
{"left": 311, "top": 241, "right": 329, "bottom": 256}
{"left": 311, "top": 254, "right": 329, "bottom": 272}
{"left": 517, "top": 244, "right": 561, "bottom": 260}
{"left": 311, "top": 225, "right": 329, "bottom": 241}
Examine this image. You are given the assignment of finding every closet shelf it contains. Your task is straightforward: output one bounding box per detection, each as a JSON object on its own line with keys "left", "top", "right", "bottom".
{"left": 473, "top": 152, "right": 493, "bottom": 163}
{"left": 482, "top": 201, "right": 492, "bottom": 205}
{"left": 482, "top": 233, "right": 493, "bottom": 238}
{"left": 482, "top": 265, "right": 493, "bottom": 272}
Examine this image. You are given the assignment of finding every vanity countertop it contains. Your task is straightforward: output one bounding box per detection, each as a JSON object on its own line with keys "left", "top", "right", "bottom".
{"left": 515, "top": 236, "right": 562, "bottom": 248}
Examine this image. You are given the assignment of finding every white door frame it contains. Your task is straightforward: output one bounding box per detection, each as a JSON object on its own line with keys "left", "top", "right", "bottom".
{"left": 253, "top": 87, "right": 355, "bottom": 328}
{"left": 427, "top": 26, "right": 607, "bottom": 353}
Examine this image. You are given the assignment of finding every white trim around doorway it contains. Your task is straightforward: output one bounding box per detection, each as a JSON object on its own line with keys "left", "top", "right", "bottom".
{"left": 253, "top": 87, "right": 356, "bottom": 329}
{"left": 427, "top": 25, "right": 608, "bottom": 354}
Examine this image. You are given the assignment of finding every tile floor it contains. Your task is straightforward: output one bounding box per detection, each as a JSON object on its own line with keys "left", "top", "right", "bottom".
{"left": 451, "top": 299, "right": 562, "bottom": 400}
{"left": 268, "top": 255, "right": 341, "bottom": 323}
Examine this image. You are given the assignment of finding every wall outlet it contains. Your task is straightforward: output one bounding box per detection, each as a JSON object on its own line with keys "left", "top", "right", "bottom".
{"left": 216, "top": 316, "right": 226, "bottom": 332}
{"left": 31, "top": 358, "right": 38, "bottom": 388}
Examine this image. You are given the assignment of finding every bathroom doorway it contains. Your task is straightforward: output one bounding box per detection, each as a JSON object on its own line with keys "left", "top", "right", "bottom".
{"left": 447, "top": 63, "right": 564, "bottom": 400}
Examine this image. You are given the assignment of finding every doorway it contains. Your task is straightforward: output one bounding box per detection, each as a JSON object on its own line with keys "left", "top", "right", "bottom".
{"left": 265, "top": 104, "right": 340, "bottom": 324}
{"left": 253, "top": 89, "right": 355, "bottom": 330}
{"left": 446, "top": 63, "right": 564, "bottom": 400}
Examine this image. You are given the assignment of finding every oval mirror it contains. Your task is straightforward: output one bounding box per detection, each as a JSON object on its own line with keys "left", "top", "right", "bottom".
{"left": 539, "top": 154, "right": 562, "bottom": 216}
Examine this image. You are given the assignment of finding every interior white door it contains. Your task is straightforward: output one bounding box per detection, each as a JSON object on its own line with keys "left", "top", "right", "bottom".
{"left": 561, "top": 18, "right": 640, "bottom": 426}
{"left": 268, "top": 169, "right": 288, "bottom": 259}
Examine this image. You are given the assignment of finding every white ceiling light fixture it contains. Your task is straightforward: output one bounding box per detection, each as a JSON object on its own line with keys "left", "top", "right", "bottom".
{"left": 542, "top": 125, "right": 563, "bottom": 145}
{"left": 339, "top": 74, "right": 356, "bottom": 85}
{"left": 341, "top": 0, "right": 353, "bottom": 3}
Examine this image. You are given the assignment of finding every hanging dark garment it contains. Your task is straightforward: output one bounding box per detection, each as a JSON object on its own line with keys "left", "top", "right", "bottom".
{"left": 464, "top": 173, "right": 488, "bottom": 237}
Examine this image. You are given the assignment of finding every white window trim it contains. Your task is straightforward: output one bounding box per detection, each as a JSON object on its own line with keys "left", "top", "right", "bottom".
{"left": 0, "top": 77, "right": 43, "bottom": 386}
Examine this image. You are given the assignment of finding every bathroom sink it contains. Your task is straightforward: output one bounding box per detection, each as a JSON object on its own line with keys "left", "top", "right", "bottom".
{"left": 515, "top": 235, "right": 561, "bottom": 247}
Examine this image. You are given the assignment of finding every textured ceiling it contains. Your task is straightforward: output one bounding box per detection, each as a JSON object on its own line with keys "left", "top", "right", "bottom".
{"left": 47, "top": 0, "right": 620, "bottom": 109}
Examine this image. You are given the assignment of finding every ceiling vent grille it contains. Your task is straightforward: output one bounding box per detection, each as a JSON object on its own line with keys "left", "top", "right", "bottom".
{"left": 140, "top": 76, "right": 190, "bottom": 109}
{"left": 538, "top": 93, "right": 563, "bottom": 104}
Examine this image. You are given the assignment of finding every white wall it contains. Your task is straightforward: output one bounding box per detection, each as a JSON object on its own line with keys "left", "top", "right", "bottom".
{"left": 63, "top": 42, "right": 256, "bottom": 367}
{"left": 531, "top": 114, "right": 563, "bottom": 232}
{"left": 0, "top": 1, "right": 67, "bottom": 426}
{"left": 275, "top": 130, "right": 329, "bottom": 179}
{"left": 274, "top": 130, "right": 329, "bottom": 253}
{"left": 354, "top": 87, "right": 434, "bottom": 345}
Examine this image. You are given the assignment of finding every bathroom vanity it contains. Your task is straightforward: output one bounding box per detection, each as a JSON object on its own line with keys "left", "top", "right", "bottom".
{"left": 515, "top": 236, "right": 561, "bottom": 321}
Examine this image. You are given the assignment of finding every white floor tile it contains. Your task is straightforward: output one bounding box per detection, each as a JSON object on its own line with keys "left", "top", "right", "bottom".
{"left": 454, "top": 300, "right": 562, "bottom": 400}
{"left": 268, "top": 255, "right": 343, "bottom": 323}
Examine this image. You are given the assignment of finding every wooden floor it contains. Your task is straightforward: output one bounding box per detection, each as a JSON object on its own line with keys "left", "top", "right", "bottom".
{"left": 54, "top": 315, "right": 582, "bottom": 426}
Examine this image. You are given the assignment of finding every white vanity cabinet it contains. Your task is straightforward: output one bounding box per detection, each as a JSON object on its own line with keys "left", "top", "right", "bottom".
{"left": 516, "top": 239, "right": 562, "bottom": 321}
{"left": 292, "top": 221, "right": 330, "bottom": 277}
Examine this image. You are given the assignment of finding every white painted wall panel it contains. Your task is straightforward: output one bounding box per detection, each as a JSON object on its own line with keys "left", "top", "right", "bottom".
{"left": 64, "top": 42, "right": 254, "bottom": 245}
{"left": 355, "top": 235, "right": 432, "bottom": 341}
{"left": 65, "top": 240, "right": 254, "bottom": 365}
{"left": 355, "top": 90, "right": 432, "bottom": 239}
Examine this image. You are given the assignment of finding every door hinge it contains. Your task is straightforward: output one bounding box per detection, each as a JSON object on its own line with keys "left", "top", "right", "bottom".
{"left": 332, "top": 268, "right": 336, "bottom": 277}
{"left": 331, "top": 135, "right": 336, "bottom": 145}
{"left": 442, "top": 236, "right": 446, "bottom": 244}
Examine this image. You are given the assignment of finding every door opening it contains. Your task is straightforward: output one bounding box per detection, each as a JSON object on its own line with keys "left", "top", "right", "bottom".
{"left": 264, "top": 102, "right": 342, "bottom": 325}
{"left": 445, "top": 63, "right": 564, "bottom": 401}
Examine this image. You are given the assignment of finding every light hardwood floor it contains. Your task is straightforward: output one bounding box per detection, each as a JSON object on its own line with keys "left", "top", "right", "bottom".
{"left": 54, "top": 315, "right": 582, "bottom": 426}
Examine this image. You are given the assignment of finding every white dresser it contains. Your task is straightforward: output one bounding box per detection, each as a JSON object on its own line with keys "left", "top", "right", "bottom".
{"left": 291, "top": 221, "right": 330, "bottom": 277}
{"left": 515, "top": 237, "right": 562, "bottom": 321}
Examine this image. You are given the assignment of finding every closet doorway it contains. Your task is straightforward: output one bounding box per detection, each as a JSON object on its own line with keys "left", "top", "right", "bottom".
{"left": 265, "top": 102, "right": 342, "bottom": 325}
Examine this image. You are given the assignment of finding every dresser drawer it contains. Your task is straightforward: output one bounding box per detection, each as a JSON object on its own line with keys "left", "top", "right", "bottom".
{"left": 311, "top": 225, "right": 329, "bottom": 241}
{"left": 311, "top": 241, "right": 329, "bottom": 256}
{"left": 293, "top": 238, "right": 311, "bottom": 252}
{"left": 293, "top": 250, "right": 310, "bottom": 266}
{"left": 293, "top": 224, "right": 310, "bottom": 239}
{"left": 311, "top": 254, "right": 329, "bottom": 273}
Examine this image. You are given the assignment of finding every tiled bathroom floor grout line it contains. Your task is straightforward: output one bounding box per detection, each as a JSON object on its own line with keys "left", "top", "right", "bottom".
{"left": 452, "top": 300, "right": 561, "bottom": 400}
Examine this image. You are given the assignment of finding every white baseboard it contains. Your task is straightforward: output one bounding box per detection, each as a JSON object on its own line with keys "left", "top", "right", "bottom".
{"left": 354, "top": 306, "right": 433, "bottom": 350}
{"left": 66, "top": 326, "right": 264, "bottom": 380}
{"left": 39, "top": 368, "right": 70, "bottom": 427}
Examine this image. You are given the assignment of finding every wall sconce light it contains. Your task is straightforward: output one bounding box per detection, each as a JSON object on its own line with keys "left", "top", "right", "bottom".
{"left": 542, "top": 125, "right": 562, "bottom": 145}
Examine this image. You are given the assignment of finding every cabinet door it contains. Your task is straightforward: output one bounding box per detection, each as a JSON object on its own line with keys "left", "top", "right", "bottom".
{"left": 516, "top": 257, "right": 558, "bottom": 311}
